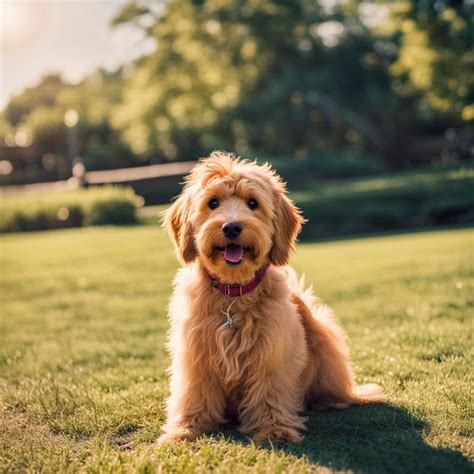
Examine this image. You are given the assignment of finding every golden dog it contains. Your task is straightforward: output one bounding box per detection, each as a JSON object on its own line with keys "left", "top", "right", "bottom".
{"left": 159, "top": 151, "right": 383, "bottom": 444}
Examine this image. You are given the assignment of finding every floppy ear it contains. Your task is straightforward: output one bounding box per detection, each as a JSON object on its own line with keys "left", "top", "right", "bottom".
{"left": 163, "top": 191, "right": 197, "bottom": 264}
{"left": 270, "top": 193, "right": 305, "bottom": 266}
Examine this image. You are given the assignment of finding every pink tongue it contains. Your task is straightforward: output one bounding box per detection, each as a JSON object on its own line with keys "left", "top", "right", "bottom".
{"left": 224, "top": 244, "right": 244, "bottom": 263}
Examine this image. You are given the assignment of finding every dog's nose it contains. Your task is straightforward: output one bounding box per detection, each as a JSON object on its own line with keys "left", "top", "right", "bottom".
{"left": 222, "top": 221, "right": 243, "bottom": 239}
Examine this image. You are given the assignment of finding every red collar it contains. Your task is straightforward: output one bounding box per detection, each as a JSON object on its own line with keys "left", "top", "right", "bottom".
{"left": 208, "top": 265, "right": 269, "bottom": 297}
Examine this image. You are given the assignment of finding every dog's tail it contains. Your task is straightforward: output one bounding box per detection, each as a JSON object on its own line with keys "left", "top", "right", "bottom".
{"left": 285, "top": 266, "right": 335, "bottom": 325}
{"left": 284, "top": 266, "right": 316, "bottom": 309}
{"left": 352, "top": 383, "right": 385, "bottom": 404}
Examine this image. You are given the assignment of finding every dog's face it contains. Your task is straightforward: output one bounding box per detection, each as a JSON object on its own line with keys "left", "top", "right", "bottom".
{"left": 165, "top": 152, "right": 304, "bottom": 283}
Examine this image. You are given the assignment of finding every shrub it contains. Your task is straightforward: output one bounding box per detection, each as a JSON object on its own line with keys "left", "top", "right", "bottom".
{"left": 0, "top": 186, "right": 139, "bottom": 233}
{"left": 296, "top": 166, "right": 474, "bottom": 239}
{"left": 259, "top": 152, "right": 388, "bottom": 184}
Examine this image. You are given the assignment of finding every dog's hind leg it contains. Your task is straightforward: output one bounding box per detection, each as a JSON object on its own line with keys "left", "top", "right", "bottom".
{"left": 293, "top": 293, "right": 355, "bottom": 409}
{"left": 291, "top": 292, "right": 384, "bottom": 409}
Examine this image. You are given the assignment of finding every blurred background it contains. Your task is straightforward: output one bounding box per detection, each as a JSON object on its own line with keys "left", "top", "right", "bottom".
{"left": 0, "top": 0, "right": 473, "bottom": 239}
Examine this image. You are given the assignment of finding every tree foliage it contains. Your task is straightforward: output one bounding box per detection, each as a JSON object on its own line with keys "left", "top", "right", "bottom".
{"left": 111, "top": 0, "right": 472, "bottom": 163}
{"left": 386, "top": 0, "right": 474, "bottom": 121}
{"left": 1, "top": 69, "right": 135, "bottom": 180}
{"left": 3, "top": 74, "right": 64, "bottom": 126}
{"left": 112, "top": 0, "right": 401, "bottom": 161}
{"left": 1, "top": 0, "right": 472, "bottom": 180}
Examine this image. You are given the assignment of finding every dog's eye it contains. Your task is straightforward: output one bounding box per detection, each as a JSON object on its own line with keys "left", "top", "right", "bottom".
{"left": 208, "top": 198, "right": 220, "bottom": 210}
{"left": 247, "top": 198, "right": 258, "bottom": 210}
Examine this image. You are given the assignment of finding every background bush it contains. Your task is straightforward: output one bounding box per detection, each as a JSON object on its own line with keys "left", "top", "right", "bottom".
{"left": 0, "top": 186, "right": 139, "bottom": 233}
{"left": 294, "top": 166, "right": 474, "bottom": 239}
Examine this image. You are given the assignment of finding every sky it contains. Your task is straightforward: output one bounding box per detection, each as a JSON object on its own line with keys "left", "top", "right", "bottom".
{"left": 0, "top": 0, "right": 154, "bottom": 109}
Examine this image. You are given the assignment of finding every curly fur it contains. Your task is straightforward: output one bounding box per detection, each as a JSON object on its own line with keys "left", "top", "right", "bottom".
{"left": 158, "top": 151, "right": 384, "bottom": 444}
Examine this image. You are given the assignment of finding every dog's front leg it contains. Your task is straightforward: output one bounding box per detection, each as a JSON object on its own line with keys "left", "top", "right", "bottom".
{"left": 157, "top": 367, "right": 226, "bottom": 444}
{"left": 238, "top": 371, "right": 307, "bottom": 444}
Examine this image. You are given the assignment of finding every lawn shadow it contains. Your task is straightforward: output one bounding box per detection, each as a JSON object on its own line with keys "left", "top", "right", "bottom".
{"left": 220, "top": 404, "right": 472, "bottom": 473}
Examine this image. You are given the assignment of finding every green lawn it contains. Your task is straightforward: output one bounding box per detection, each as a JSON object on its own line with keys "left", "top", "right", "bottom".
{"left": 0, "top": 226, "right": 472, "bottom": 472}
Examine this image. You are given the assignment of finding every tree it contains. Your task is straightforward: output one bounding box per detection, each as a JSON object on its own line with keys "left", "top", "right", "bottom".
{"left": 1, "top": 69, "right": 136, "bottom": 181}
{"left": 112, "top": 0, "right": 399, "bottom": 162}
{"left": 385, "top": 0, "right": 474, "bottom": 122}
{"left": 4, "top": 74, "right": 65, "bottom": 126}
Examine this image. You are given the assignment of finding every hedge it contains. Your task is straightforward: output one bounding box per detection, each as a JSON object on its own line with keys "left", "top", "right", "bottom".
{"left": 294, "top": 167, "right": 474, "bottom": 239}
{"left": 0, "top": 186, "right": 140, "bottom": 233}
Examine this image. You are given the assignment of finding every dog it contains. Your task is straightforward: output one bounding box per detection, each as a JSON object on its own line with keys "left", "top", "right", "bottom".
{"left": 158, "top": 151, "right": 384, "bottom": 444}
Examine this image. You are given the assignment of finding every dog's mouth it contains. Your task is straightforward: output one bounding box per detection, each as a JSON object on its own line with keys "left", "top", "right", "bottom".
{"left": 215, "top": 243, "right": 250, "bottom": 266}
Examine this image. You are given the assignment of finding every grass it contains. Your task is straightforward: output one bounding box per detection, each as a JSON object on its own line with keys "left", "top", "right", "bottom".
{"left": 0, "top": 225, "right": 472, "bottom": 473}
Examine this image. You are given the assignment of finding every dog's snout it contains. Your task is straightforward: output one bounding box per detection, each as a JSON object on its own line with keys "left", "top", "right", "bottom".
{"left": 222, "top": 221, "right": 243, "bottom": 239}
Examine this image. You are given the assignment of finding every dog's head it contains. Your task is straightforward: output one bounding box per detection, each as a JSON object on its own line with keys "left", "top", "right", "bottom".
{"left": 164, "top": 151, "right": 305, "bottom": 283}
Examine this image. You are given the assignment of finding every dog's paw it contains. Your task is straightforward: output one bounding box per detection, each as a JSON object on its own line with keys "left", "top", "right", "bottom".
{"left": 155, "top": 427, "right": 198, "bottom": 445}
{"left": 155, "top": 432, "right": 180, "bottom": 446}
{"left": 252, "top": 425, "right": 303, "bottom": 444}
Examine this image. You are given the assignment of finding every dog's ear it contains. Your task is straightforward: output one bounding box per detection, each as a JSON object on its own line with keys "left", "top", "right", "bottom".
{"left": 270, "top": 192, "right": 305, "bottom": 266}
{"left": 163, "top": 191, "right": 197, "bottom": 264}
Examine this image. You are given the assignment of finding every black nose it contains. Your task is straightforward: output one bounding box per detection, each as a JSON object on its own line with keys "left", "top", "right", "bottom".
{"left": 222, "top": 221, "right": 243, "bottom": 239}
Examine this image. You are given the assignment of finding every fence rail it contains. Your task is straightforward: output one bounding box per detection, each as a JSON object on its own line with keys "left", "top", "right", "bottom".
{"left": 85, "top": 161, "right": 194, "bottom": 184}
{"left": 0, "top": 161, "right": 195, "bottom": 196}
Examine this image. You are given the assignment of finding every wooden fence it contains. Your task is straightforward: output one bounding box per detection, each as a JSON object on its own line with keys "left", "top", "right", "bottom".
{"left": 0, "top": 162, "right": 195, "bottom": 204}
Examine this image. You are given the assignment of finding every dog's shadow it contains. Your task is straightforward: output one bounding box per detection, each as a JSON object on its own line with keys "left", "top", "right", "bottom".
{"left": 220, "top": 404, "right": 472, "bottom": 473}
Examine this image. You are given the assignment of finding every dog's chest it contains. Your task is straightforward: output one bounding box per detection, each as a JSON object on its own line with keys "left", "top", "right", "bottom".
{"left": 211, "top": 307, "right": 263, "bottom": 385}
